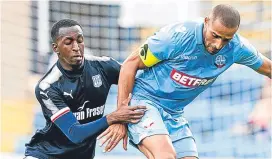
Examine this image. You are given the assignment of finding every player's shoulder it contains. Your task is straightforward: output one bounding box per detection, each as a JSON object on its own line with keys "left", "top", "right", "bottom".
{"left": 157, "top": 18, "right": 202, "bottom": 45}
{"left": 37, "top": 65, "right": 63, "bottom": 91}
{"left": 84, "top": 54, "right": 120, "bottom": 66}
{"left": 84, "top": 54, "right": 112, "bottom": 63}
{"left": 160, "top": 18, "right": 202, "bottom": 35}
{"left": 232, "top": 34, "right": 255, "bottom": 52}
{"left": 181, "top": 18, "right": 203, "bottom": 32}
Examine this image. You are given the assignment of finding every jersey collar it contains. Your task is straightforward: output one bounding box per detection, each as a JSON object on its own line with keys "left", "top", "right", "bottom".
{"left": 57, "top": 59, "right": 85, "bottom": 79}
{"left": 195, "top": 21, "right": 204, "bottom": 45}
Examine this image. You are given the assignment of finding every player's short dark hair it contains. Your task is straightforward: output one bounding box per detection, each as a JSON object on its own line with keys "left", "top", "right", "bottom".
{"left": 211, "top": 4, "right": 240, "bottom": 28}
{"left": 51, "top": 19, "right": 82, "bottom": 42}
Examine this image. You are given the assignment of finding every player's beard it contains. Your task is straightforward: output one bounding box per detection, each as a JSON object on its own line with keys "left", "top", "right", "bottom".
{"left": 204, "top": 40, "right": 219, "bottom": 55}
{"left": 62, "top": 56, "right": 84, "bottom": 70}
{"left": 71, "top": 58, "right": 84, "bottom": 70}
{"left": 203, "top": 27, "right": 219, "bottom": 55}
{"left": 206, "top": 44, "right": 219, "bottom": 54}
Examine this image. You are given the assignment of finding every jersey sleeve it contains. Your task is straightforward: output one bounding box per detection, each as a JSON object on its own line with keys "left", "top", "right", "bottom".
{"left": 35, "top": 85, "right": 68, "bottom": 121}
{"left": 141, "top": 30, "right": 176, "bottom": 67}
{"left": 234, "top": 38, "right": 263, "bottom": 70}
{"left": 141, "top": 23, "right": 188, "bottom": 67}
{"left": 35, "top": 84, "right": 109, "bottom": 144}
{"left": 99, "top": 57, "right": 121, "bottom": 84}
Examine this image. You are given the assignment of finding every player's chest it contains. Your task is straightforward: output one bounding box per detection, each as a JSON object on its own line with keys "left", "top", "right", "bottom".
{"left": 61, "top": 69, "right": 110, "bottom": 106}
{"left": 169, "top": 50, "right": 234, "bottom": 77}
{"left": 160, "top": 52, "right": 233, "bottom": 88}
{"left": 60, "top": 74, "right": 109, "bottom": 123}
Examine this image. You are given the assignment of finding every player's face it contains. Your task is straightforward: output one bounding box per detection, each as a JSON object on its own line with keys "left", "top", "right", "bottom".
{"left": 53, "top": 25, "right": 84, "bottom": 70}
{"left": 203, "top": 17, "right": 238, "bottom": 55}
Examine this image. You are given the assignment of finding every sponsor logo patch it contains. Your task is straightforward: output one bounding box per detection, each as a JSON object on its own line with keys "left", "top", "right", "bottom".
{"left": 170, "top": 69, "right": 216, "bottom": 87}
{"left": 73, "top": 105, "right": 105, "bottom": 121}
{"left": 180, "top": 54, "right": 197, "bottom": 60}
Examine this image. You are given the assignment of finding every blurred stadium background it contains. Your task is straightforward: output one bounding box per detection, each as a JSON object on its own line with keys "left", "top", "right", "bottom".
{"left": 1, "top": 0, "right": 271, "bottom": 158}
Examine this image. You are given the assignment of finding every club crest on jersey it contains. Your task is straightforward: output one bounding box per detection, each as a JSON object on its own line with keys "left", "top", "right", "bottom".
{"left": 92, "top": 74, "right": 102, "bottom": 88}
{"left": 214, "top": 55, "right": 226, "bottom": 68}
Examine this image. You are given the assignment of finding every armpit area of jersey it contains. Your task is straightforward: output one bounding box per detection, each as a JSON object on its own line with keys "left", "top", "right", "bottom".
{"left": 53, "top": 108, "right": 108, "bottom": 144}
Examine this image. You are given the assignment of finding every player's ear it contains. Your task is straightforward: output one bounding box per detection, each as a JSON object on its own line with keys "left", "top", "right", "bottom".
{"left": 204, "top": 17, "right": 209, "bottom": 26}
{"left": 52, "top": 43, "right": 59, "bottom": 54}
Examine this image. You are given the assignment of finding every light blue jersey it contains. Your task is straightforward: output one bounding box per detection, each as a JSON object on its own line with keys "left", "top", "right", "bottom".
{"left": 133, "top": 19, "right": 263, "bottom": 114}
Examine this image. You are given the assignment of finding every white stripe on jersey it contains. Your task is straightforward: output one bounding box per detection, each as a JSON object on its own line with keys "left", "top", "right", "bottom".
{"left": 84, "top": 54, "right": 110, "bottom": 62}
{"left": 39, "top": 65, "right": 63, "bottom": 115}
{"left": 42, "top": 97, "right": 60, "bottom": 115}
{"left": 39, "top": 65, "right": 63, "bottom": 90}
{"left": 51, "top": 107, "right": 70, "bottom": 122}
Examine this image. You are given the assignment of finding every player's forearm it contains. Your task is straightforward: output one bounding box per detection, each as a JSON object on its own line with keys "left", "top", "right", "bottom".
{"left": 117, "top": 49, "right": 146, "bottom": 108}
{"left": 257, "top": 55, "right": 272, "bottom": 79}
{"left": 117, "top": 63, "right": 137, "bottom": 108}
{"left": 54, "top": 111, "right": 108, "bottom": 144}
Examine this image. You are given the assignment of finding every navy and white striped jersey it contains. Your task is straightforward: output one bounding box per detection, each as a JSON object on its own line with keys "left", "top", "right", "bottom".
{"left": 25, "top": 55, "right": 120, "bottom": 159}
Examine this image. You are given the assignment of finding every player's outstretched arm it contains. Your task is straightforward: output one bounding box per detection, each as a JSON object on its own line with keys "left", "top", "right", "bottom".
{"left": 53, "top": 103, "right": 146, "bottom": 145}
{"left": 52, "top": 93, "right": 145, "bottom": 144}
{"left": 256, "top": 55, "right": 271, "bottom": 78}
{"left": 52, "top": 98, "right": 145, "bottom": 144}
{"left": 37, "top": 86, "right": 146, "bottom": 145}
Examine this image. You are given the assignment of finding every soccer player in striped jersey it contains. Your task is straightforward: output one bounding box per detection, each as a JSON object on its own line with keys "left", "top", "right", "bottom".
{"left": 98, "top": 4, "right": 271, "bottom": 159}
{"left": 24, "top": 19, "right": 146, "bottom": 159}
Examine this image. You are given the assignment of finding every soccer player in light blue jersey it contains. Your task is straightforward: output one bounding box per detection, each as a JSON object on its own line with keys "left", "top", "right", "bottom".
{"left": 98, "top": 4, "right": 271, "bottom": 159}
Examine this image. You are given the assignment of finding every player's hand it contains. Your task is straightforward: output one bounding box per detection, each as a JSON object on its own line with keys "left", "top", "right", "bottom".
{"left": 106, "top": 93, "right": 147, "bottom": 125}
{"left": 108, "top": 105, "right": 146, "bottom": 124}
{"left": 97, "top": 123, "right": 128, "bottom": 152}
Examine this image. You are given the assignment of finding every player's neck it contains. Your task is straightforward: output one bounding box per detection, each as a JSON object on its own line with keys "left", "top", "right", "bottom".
{"left": 59, "top": 59, "right": 84, "bottom": 72}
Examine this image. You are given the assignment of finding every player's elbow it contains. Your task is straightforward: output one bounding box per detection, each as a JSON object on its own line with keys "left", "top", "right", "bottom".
{"left": 66, "top": 127, "right": 84, "bottom": 145}
{"left": 122, "top": 60, "right": 144, "bottom": 75}
{"left": 258, "top": 56, "right": 272, "bottom": 78}
{"left": 68, "top": 136, "right": 83, "bottom": 145}
{"left": 257, "top": 65, "right": 271, "bottom": 79}
{"left": 121, "top": 62, "right": 138, "bottom": 74}
{"left": 123, "top": 59, "right": 138, "bottom": 70}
